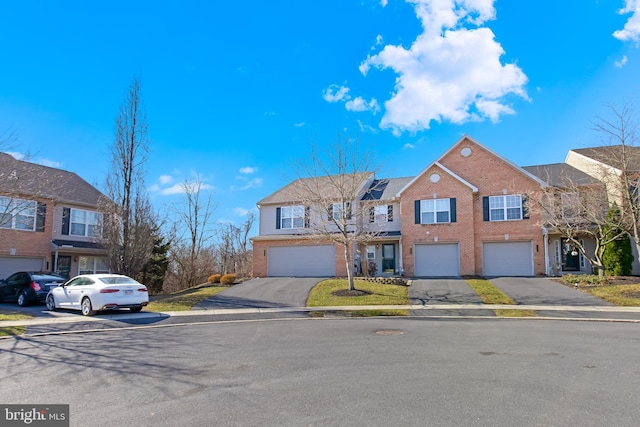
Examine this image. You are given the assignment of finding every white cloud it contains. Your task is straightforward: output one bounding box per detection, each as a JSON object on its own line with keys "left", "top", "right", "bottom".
{"left": 403, "top": 143, "right": 416, "bottom": 149}
{"left": 614, "top": 1, "right": 640, "bottom": 41}
{"left": 357, "top": 120, "right": 378, "bottom": 133}
{"left": 358, "top": 0, "right": 528, "bottom": 135}
{"left": 159, "top": 174, "right": 173, "bottom": 185}
{"left": 345, "top": 96, "right": 380, "bottom": 113}
{"left": 381, "top": 0, "right": 388, "bottom": 7}
{"left": 615, "top": 55, "right": 629, "bottom": 68}
{"left": 294, "top": 122, "right": 307, "bottom": 127}
{"left": 7, "top": 151, "right": 63, "bottom": 168}
{"left": 233, "top": 207, "right": 251, "bottom": 216}
{"left": 231, "top": 178, "right": 263, "bottom": 191}
{"left": 322, "top": 85, "right": 351, "bottom": 102}
{"left": 239, "top": 166, "right": 257, "bottom": 174}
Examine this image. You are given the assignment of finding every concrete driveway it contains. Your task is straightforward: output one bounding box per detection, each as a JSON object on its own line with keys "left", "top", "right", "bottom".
{"left": 193, "top": 277, "right": 325, "bottom": 310}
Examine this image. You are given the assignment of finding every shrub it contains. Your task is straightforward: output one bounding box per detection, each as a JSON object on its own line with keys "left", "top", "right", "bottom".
{"left": 207, "top": 274, "right": 222, "bottom": 284}
{"left": 561, "top": 274, "right": 609, "bottom": 286}
{"left": 603, "top": 205, "right": 634, "bottom": 276}
{"left": 220, "top": 274, "right": 236, "bottom": 286}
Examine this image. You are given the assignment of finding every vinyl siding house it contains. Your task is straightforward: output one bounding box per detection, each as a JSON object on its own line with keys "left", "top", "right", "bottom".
{"left": 251, "top": 136, "right": 633, "bottom": 278}
{"left": 0, "top": 152, "right": 109, "bottom": 279}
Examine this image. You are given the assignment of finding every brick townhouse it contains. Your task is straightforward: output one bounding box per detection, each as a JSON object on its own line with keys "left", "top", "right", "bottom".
{"left": 252, "top": 135, "right": 616, "bottom": 278}
{"left": 0, "top": 152, "right": 109, "bottom": 279}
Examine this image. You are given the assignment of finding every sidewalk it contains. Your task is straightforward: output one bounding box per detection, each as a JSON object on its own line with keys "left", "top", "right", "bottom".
{"left": 3, "top": 303, "right": 640, "bottom": 328}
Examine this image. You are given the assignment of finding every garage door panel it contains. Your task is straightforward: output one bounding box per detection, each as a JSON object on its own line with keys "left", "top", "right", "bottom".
{"left": 268, "top": 245, "right": 335, "bottom": 277}
{"left": 414, "top": 243, "right": 459, "bottom": 277}
{"left": 0, "top": 257, "right": 45, "bottom": 280}
{"left": 483, "top": 241, "right": 532, "bottom": 277}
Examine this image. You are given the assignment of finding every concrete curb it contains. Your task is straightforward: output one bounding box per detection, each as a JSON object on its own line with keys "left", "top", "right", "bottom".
{"left": 3, "top": 303, "right": 640, "bottom": 327}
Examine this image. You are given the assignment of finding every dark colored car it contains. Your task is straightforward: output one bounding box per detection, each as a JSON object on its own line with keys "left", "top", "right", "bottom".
{"left": 0, "top": 272, "right": 65, "bottom": 306}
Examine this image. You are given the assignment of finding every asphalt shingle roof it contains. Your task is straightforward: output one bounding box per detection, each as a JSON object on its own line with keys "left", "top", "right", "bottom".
{"left": 522, "top": 163, "right": 600, "bottom": 187}
{"left": 0, "top": 152, "right": 106, "bottom": 207}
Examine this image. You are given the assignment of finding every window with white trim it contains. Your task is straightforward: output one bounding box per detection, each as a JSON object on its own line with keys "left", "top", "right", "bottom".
{"left": 489, "top": 195, "right": 522, "bottom": 221}
{"left": 561, "top": 193, "right": 580, "bottom": 219}
{"left": 281, "top": 205, "right": 305, "bottom": 229}
{"left": 374, "top": 205, "right": 388, "bottom": 223}
{"left": 421, "top": 199, "right": 450, "bottom": 224}
{"left": 79, "top": 256, "right": 110, "bottom": 274}
{"left": 0, "top": 197, "right": 37, "bottom": 230}
{"left": 70, "top": 209, "right": 103, "bottom": 237}
{"left": 367, "top": 245, "right": 376, "bottom": 259}
{"left": 331, "top": 202, "right": 351, "bottom": 221}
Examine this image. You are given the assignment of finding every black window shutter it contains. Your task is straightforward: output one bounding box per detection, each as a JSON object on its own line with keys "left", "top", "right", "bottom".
{"left": 414, "top": 200, "right": 421, "bottom": 224}
{"left": 275, "top": 207, "right": 281, "bottom": 229}
{"left": 482, "top": 197, "right": 489, "bottom": 221}
{"left": 387, "top": 205, "right": 393, "bottom": 222}
{"left": 450, "top": 198, "right": 456, "bottom": 223}
{"left": 327, "top": 204, "right": 333, "bottom": 220}
{"left": 36, "top": 202, "right": 46, "bottom": 232}
{"left": 522, "top": 195, "right": 530, "bottom": 219}
{"left": 346, "top": 202, "right": 352, "bottom": 220}
{"left": 305, "top": 206, "right": 310, "bottom": 228}
{"left": 369, "top": 207, "right": 375, "bottom": 223}
{"left": 62, "top": 207, "right": 70, "bottom": 235}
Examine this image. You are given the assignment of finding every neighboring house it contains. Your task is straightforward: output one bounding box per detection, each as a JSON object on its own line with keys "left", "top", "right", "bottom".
{"left": 565, "top": 145, "right": 640, "bottom": 274}
{"left": 252, "top": 136, "right": 640, "bottom": 278}
{"left": 0, "top": 152, "right": 108, "bottom": 279}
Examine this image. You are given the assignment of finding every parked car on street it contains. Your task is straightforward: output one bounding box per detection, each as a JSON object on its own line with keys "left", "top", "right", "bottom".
{"left": 0, "top": 272, "right": 66, "bottom": 306}
{"left": 46, "top": 274, "right": 149, "bottom": 316}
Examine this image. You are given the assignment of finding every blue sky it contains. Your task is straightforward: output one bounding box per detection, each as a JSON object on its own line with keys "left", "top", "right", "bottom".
{"left": 1, "top": 0, "right": 640, "bottom": 229}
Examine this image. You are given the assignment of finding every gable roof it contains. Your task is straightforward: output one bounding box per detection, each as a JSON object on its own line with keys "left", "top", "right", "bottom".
{"left": 257, "top": 172, "right": 374, "bottom": 205}
{"left": 522, "top": 163, "right": 600, "bottom": 187}
{"left": 569, "top": 145, "right": 640, "bottom": 172}
{"left": 397, "top": 161, "right": 479, "bottom": 196}
{"left": 438, "top": 135, "right": 548, "bottom": 187}
{"left": 0, "top": 152, "right": 105, "bottom": 207}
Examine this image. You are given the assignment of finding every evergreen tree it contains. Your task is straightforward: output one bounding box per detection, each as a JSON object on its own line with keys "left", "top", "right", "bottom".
{"left": 603, "top": 205, "right": 634, "bottom": 276}
{"left": 138, "top": 234, "right": 170, "bottom": 294}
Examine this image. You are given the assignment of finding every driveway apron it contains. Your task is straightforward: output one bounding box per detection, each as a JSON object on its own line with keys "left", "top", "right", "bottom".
{"left": 409, "top": 278, "right": 494, "bottom": 317}
{"left": 193, "top": 277, "right": 324, "bottom": 310}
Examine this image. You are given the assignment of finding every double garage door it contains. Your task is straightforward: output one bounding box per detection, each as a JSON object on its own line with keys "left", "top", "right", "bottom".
{"left": 483, "top": 241, "right": 533, "bottom": 276}
{"left": 413, "top": 241, "right": 533, "bottom": 277}
{"left": 268, "top": 245, "right": 336, "bottom": 277}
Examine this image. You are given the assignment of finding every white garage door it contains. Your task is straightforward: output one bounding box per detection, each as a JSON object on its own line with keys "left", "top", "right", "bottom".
{"left": 483, "top": 241, "right": 533, "bottom": 276}
{"left": 0, "top": 257, "right": 45, "bottom": 280}
{"left": 268, "top": 245, "right": 336, "bottom": 277}
{"left": 414, "top": 243, "right": 460, "bottom": 277}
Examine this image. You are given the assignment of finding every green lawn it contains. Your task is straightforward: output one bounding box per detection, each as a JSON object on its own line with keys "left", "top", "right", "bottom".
{"left": 581, "top": 284, "right": 640, "bottom": 306}
{"left": 465, "top": 279, "right": 535, "bottom": 318}
{"left": 146, "top": 286, "right": 226, "bottom": 312}
{"left": 0, "top": 310, "right": 34, "bottom": 337}
{"left": 307, "top": 279, "right": 409, "bottom": 316}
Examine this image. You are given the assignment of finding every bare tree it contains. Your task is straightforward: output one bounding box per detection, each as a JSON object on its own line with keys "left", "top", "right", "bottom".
{"left": 167, "top": 177, "right": 218, "bottom": 289}
{"left": 589, "top": 103, "right": 640, "bottom": 265}
{"left": 287, "top": 138, "right": 381, "bottom": 291}
{"left": 216, "top": 211, "right": 255, "bottom": 276}
{"left": 101, "top": 77, "right": 156, "bottom": 277}
{"left": 530, "top": 172, "right": 626, "bottom": 276}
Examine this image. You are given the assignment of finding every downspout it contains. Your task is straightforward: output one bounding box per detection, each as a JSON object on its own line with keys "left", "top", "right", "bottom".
{"left": 398, "top": 238, "right": 404, "bottom": 276}
{"left": 542, "top": 228, "right": 549, "bottom": 276}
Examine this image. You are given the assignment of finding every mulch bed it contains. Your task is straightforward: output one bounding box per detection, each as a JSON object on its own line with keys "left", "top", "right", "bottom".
{"left": 332, "top": 289, "right": 372, "bottom": 297}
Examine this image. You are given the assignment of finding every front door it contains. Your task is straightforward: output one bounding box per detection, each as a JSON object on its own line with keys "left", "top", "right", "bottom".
{"left": 562, "top": 239, "right": 580, "bottom": 271}
{"left": 382, "top": 244, "right": 395, "bottom": 273}
{"left": 56, "top": 256, "right": 71, "bottom": 279}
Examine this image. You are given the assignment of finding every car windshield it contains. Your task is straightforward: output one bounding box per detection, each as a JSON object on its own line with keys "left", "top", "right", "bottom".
{"left": 97, "top": 277, "right": 139, "bottom": 285}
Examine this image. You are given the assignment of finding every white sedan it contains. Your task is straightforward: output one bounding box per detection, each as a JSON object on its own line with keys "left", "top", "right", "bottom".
{"left": 46, "top": 274, "right": 149, "bottom": 316}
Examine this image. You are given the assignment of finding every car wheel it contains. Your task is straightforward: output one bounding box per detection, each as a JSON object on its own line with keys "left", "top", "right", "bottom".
{"left": 17, "top": 291, "right": 28, "bottom": 307}
{"left": 46, "top": 294, "right": 56, "bottom": 311}
{"left": 129, "top": 306, "right": 142, "bottom": 313}
{"left": 81, "top": 297, "right": 95, "bottom": 316}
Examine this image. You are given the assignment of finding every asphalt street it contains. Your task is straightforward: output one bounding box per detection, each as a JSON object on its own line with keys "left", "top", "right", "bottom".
{"left": 1, "top": 318, "right": 639, "bottom": 427}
